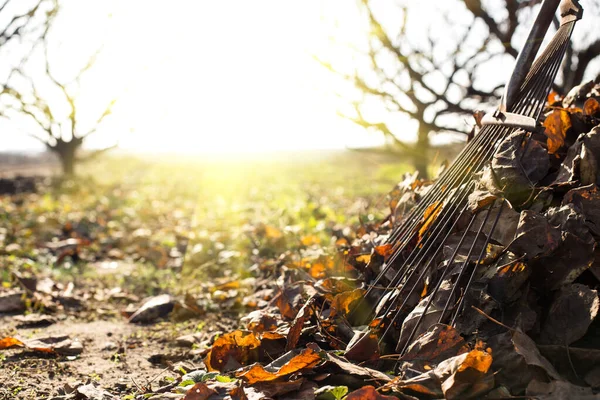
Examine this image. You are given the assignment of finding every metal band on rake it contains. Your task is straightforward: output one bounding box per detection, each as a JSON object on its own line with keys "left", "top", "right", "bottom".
{"left": 350, "top": 0, "right": 584, "bottom": 362}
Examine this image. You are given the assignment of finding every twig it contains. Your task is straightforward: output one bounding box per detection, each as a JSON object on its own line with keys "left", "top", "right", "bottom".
{"left": 471, "top": 306, "right": 516, "bottom": 332}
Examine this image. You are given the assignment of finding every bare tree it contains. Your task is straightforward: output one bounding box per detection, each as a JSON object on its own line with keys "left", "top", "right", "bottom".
{"left": 0, "top": 0, "right": 56, "bottom": 48}
{"left": 0, "top": 6, "right": 116, "bottom": 177}
{"left": 322, "top": 0, "right": 600, "bottom": 178}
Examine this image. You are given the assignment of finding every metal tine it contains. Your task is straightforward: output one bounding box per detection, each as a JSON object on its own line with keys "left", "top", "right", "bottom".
{"left": 378, "top": 25, "right": 574, "bottom": 290}
{"left": 502, "top": 0, "right": 561, "bottom": 111}
{"left": 438, "top": 201, "right": 496, "bottom": 323}
{"left": 513, "top": 23, "right": 565, "bottom": 114}
{"left": 522, "top": 26, "right": 571, "bottom": 117}
{"left": 354, "top": 126, "right": 503, "bottom": 308}
{"left": 370, "top": 1, "right": 583, "bottom": 362}
{"left": 434, "top": 21, "right": 574, "bottom": 336}
{"left": 367, "top": 133, "right": 503, "bottom": 311}
{"left": 376, "top": 200, "right": 478, "bottom": 345}
{"left": 380, "top": 20, "right": 575, "bottom": 266}
{"left": 368, "top": 42, "right": 560, "bottom": 327}
{"left": 450, "top": 200, "right": 506, "bottom": 328}
{"left": 350, "top": 127, "right": 501, "bottom": 317}
{"left": 394, "top": 205, "right": 480, "bottom": 354}
{"left": 514, "top": 22, "right": 574, "bottom": 117}
{"left": 384, "top": 118, "right": 511, "bottom": 251}
{"left": 430, "top": 33, "right": 569, "bottom": 331}
{"left": 370, "top": 127, "right": 511, "bottom": 323}
{"left": 366, "top": 126, "right": 511, "bottom": 310}
{"left": 383, "top": 124, "right": 502, "bottom": 248}
{"left": 375, "top": 200, "right": 474, "bottom": 342}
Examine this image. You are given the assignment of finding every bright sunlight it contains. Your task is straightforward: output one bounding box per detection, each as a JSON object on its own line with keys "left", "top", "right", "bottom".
{"left": 10, "top": 0, "right": 386, "bottom": 154}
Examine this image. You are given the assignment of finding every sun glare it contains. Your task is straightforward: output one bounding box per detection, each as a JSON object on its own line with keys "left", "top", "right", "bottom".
{"left": 61, "top": 0, "right": 384, "bottom": 155}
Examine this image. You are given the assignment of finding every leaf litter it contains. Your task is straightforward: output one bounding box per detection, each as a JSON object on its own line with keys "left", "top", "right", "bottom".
{"left": 3, "top": 83, "right": 600, "bottom": 399}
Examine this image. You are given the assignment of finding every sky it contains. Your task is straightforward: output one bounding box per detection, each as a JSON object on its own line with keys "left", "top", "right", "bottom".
{"left": 2, "top": 0, "right": 599, "bottom": 155}
{"left": 2, "top": 0, "right": 387, "bottom": 154}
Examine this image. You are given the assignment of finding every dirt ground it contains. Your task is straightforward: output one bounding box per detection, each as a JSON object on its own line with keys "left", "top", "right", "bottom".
{"left": 0, "top": 312, "right": 234, "bottom": 399}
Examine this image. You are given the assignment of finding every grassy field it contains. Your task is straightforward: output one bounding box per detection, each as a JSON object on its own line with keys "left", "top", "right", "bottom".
{"left": 2, "top": 150, "right": 421, "bottom": 293}
{"left": 1, "top": 149, "right": 443, "bottom": 398}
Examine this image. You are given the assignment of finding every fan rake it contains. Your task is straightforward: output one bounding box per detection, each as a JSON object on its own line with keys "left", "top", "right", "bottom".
{"left": 351, "top": 0, "right": 584, "bottom": 362}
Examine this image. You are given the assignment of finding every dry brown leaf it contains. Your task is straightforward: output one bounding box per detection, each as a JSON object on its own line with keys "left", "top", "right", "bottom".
{"left": 402, "top": 324, "right": 468, "bottom": 368}
{"left": 183, "top": 383, "right": 217, "bottom": 400}
{"left": 229, "top": 383, "right": 248, "bottom": 400}
{"left": 330, "top": 288, "right": 365, "bottom": 317}
{"left": 286, "top": 297, "right": 314, "bottom": 351}
{"left": 237, "top": 347, "right": 322, "bottom": 384}
{"left": 374, "top": 244, "right": 393, "bottom": 258}
{"left": 544, "top": 109, "right": 572, "bottom": 154}
{"left": 317, "top": 278, "right": 356, "bottom": 294}
{"left": 275, "top": 285, "right": 303, "bottom": 320}
{"left": 473, "top": 110, "right": 486, "bottom": 127}
{"left": 204, "top": 330, "right": 261, "bottom": 372}
{"left": 244, "top": 310, "right": 278, "bottom": 333}
{"left": 584, "top": 98, "right": 600, "bottom": 117}
{"left": 308, "top": 256, "right": 335, "bottom": 279}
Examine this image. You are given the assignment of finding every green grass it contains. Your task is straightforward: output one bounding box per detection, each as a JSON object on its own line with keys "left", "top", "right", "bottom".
{"left": 1, "top": 150, "right": 417, "bottom": 297}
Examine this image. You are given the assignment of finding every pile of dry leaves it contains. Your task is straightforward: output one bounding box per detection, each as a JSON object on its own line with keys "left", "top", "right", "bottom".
{"left": 164, "top": 80, "right": 600, "bottom": 400}
{"left": 3, "top": 81, "right": 600, "bottom": 400}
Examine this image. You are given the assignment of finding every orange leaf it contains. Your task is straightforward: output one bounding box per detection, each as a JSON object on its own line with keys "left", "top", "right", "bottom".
{"left": 300, "top": 235, "right": 320, "bottom": 246}
{"left": 374, "top": 244, "right": 393, "bottom": 258}
{"left": 0, "top": 337, "right": 24, "bottom": 350}
{"left": 547, "top": 90, "right": 561, "bottom": 105}
{"left": 184, "top": 383, "right": 217, "bottom": 400}
{"left": 457, "top": 349, "right": 493, "bottom": 374}
{"left": 308, "top": 256, "right": 335, "bottom": 279}
{"left": 543, "top": 109, "right": 572, "bottom": 154}
{"left": 355, "top": 254, "right": 371, "bottom": 264}
{"left": 245, "top": 311, "right": 278, "bottom": 333}
{"left": 346, "top": 385, "right": 398, "bottom": 400}
{"left": 237, "top": 347, "right": 322, "bottom": 384}
{"left": 584, "top": 98, "right": 600, "bottom": 117}
{"left": 335, "top": 238, "right": 349, "bottom": 247}
{"left": 330, "top": 289, "right": 365, "bottom": 317}
{"left": 419, "top": 202, "right": 442, "bottom": 239}
{"left": 204, "top": 331, "right": 261, "bottom": 372}
{"left": 286, "top": 298, "right": 314, "bottom": 351}
{"left": 318, "top": 278, "right": 355, "bottom": 294}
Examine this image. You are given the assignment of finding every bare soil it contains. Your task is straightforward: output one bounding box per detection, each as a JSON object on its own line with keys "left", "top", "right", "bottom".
{"left": 0, "top": 314, "right": 229, "bottom": 399}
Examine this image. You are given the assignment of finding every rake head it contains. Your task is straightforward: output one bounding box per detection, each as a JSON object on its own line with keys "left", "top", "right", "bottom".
{"left": 352, "top": 0, "right": 584, "bottom": 364}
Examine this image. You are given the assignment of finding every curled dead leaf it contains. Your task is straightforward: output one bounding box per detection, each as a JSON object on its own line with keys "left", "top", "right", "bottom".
{"left": 237, "top": 347, "right": 322, "bottom": 384}
{"left": 204, "top": 330, "right": 261, "bottom": 372}
{"left": 544, "top": 109, "right": 572, "bottom": 154}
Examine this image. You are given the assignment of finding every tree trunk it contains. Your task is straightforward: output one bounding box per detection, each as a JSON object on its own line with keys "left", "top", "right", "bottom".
{"left": 51, "top": 138, "right": 82, "bottom": 177}
{"left": 59, "top": 150, "right": 75, "bottom": 177}
{"left": 414, "top": 123, "right": 429, "bottom": 179}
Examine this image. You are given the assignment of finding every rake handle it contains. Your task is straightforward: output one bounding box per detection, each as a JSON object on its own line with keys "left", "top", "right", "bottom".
{"left": 502, "top": 0, "right": 561, "bottom": 111}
